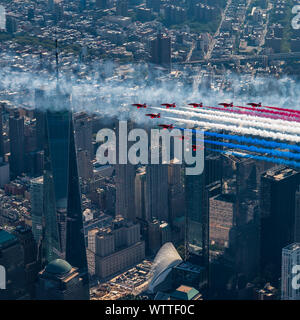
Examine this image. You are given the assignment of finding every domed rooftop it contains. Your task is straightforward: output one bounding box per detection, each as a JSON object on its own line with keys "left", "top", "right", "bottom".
{"left": 45, "top": 259, "right": 72, "bottom": 275}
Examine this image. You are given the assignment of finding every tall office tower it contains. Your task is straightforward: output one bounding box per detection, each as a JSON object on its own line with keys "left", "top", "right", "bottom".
{"left": 205, "top": 153, "right": 222, "bottom": 186}
{"left": 0, "top": 229, "right": 27, "bottom": 299}
{"left": 48, "top": 0, "right": 54, "bottom": 11}
{"left": 295, "top": 187, "right": 300, "bottom": 242}
{"left": 115, "top": 122, "right": 136, "bottom": 222}
{"left": 0, "top": 158, "right": 9, "bottom": 188}
{"left": 77, "top": 149, "right": 93, "bottom": 180}
{"left": 35, "top": 88, "right": 46, "bottom": 151}
{"left": 146, "top": 0, "right": 161, "bottom": 12}
{"left": 24, "top": 119, "right": 37, "bottom": 154}
{"left": 185, "top": 173, "right": 208, "bottom": 261}
{"left": 96, "top": 0, "right": 107, "bottom": 9}
{"left": 13, "top": 226, "right": 39, "bottom": 298}
{"left": 145, "top": 164, "right": 169, "bottom": 221}
{"left": 116, "top": 0, "right": 128, "bottom": 16}
{"left": 0, "top": 104, "right": 3, "bottom": 158}
{"left": 42, "top": 90, "right": 88, "bottom": 285}
{"left": 74, "top": 112, "right": 93, "bottom": 158}
{"left": 281, "top": 243, "right": 300, "bottom": 300}
{"left": 30, "top": 176, "right": 44, "bottom": 244}
{"left": 168, "top": 158, "right": 185, "bottom": 224}
{"left": 260, "top": 166, "right": 300, "bottom": 283}
{"left": 150, "top": 33, "right": 171, "bottom": 66}
{"left": 5, "top": 15, "right": 17, "bottom": 34}
{"left": 36, "top": 259, "right": 89, "bottom": 300}
{"left": 79, "top": 0, "right": 87, "bottom": 11}
{"left": 9, "top": 111, "right": 25, "bottom": 178}
{"left": 115, "top": 164, "right": 136, "bottom": 221}
{"left": 135, "top": 167, "right": 147, "bottom": 221}
{"left": 53, "top": 1, "right": 64, "bottom": 22}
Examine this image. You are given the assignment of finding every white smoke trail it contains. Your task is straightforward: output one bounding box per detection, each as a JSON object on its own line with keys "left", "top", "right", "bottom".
{"left": 180, "top": 106, "right": 300, "bottom": 129}
{"left": 152, "top": 106, "right": 300, "bottom": 136}
{"left": 164, "top": 116, "right": 300, "bottom": 143}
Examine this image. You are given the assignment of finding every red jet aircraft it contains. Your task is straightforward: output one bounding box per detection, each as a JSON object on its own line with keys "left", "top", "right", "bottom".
{"left": 188, "top": 103, "right": 203, "bottom": 108}
{"left": 161, "top": 103, "right": 176, "bottom": 108}
{"left": 247, "top": 102, "right": 262, "bottom": 108}
{"left": 176, "top": 135, "right": 189, "bottom": 140}
{"left": 158, "top": 124, "right": 174, "bottom": 130}
{"left": 192, "top": 144, "right": 204, "bottom": 151}
{"left": 132, "top": 103, "right": 147, "bottom": 109}
{"left": 145, "top": 113, "right": 160, "bottom": 119}
{"left": 218, "top": 102, "right": 234, "bottom": 108}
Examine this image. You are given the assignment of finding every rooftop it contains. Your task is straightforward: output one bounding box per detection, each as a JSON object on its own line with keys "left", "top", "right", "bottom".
{"left": 0, "top": 229, "right": 17, "bottom": 247}
{"left": 171, "top": 285, "right": 199, "bottom": 300}
{"left": 45, "top": 259, "right": 72, "bottom": 275}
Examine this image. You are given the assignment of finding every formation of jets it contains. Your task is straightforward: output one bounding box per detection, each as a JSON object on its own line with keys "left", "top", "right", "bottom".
{"left": 131, "top": 101, "right": 264, "bottom": 129}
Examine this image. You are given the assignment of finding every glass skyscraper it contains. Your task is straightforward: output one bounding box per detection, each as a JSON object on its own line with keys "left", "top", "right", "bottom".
{"left": 42, "top": 89, "right": 88, "bottom": 276}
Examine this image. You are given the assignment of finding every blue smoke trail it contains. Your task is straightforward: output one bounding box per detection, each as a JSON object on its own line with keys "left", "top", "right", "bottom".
{"left": 178, "top": 127, "right": 300, "bottom": 153}
{"left": 206, "top": 147, "right": 300, "bottom": 168}
{"left": 202, "top": 138, "right": 300, "bottom": 160}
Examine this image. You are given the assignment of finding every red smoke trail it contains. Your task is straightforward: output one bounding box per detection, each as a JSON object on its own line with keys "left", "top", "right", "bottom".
{"left": 235, "top": 105, "right": 300, "bottom": 118}
{"left": 263, "top": 106, "right": 300, "bottom": 114}
{"left": 206, "top": 106, "right": 300, "bottom": 123}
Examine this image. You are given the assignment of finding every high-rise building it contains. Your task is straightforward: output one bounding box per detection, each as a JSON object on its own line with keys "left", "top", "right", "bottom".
{"left": 96, "top": 0, "right": 107, "bottom": 9}
{"left": 30, "top": 176, "right": 44, "bottom": 244}
{"left": 168, "top": 158, "right": 184, "bottom": 224}
{"left": 35, "top": 88, "right": 46, "bottom": 151}
{"left": 135, "top": 167, "right": 147, "bottom": 221}
{"left": 13, "top": 226, "right": 39, "bottom": 298}
{"left": 185, "top": 172, "right": 209, "bottom": 261}
{"left": 53, "top": 1, "right": 64, "bottom": 22}
{"left": 115, "top": 164, "right": 136, "bottom": 221}
{"left": 150, "top": 33, "right": 171, "bottom": 66}
{"left": 87, "top": 217, "right": 145, "bottom": 278}
{"left": 116, "top": 0, "right": 128, "bottom": 16}
{"left": 5, "top": 15, "right": 17, "bottom": 34}
{"left": 260, "top": 166, "right": 300, "bottom": 283}
{"left": 0, "top": 159, "right": 9, "bottom": 188}
{"left": 295, "top": 187, "right": 300, "bottom": 242}
{"left": 36, "top": 259, "right": 89, "bottom": 300}
{"left": 0, "top": 104, "right": 4, "bottom": 158}
{"left": 9, "top": 111, "right": 25, "bottom": 178}
{"left": 146, "top": 0, "right": 161, "bottom": 12}
{"left": 281, "top": 243, "right": 300, "bottom": 300}
{"left": 0, "top": 229, "right": 27, "bottom": 299}
{"left": 42, "top": 89, "right": 88, "bottom": 281}
{"left": 115, "top": 122, "right": 136, "bottom": 222}
{"left": 145, "top": 164, "right": 169, "bottom": 221}
{"left": 74, "top": 112, "right": 93, "bottom": 158}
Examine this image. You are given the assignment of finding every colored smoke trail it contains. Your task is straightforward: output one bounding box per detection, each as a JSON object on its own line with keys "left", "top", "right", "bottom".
{"left": 180, "top": 105, "right": 300, "bottom": 127}
{"left": 263, "top": 106, "right": 300, "bottom": 114}
{"left": 164, "top": 116, "right": 300, "bottom": 143}
{"left": 206, "top": 148, "right": 300, "bottom": 168}
{"left": 199, "top": 138, "right": 300, "bottom": 161}
{"left": 179, "top": 127, "right": 300, "bottom": 153}
{"left": 194, "top": 106, "right": 300, "bottom": 123}
{"left": 154, "top": 107, "right": 300, "bottom": 136}
{"left": 236, "top": 105, "right": 300, "bottom": 118}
